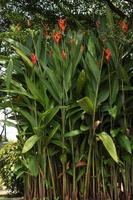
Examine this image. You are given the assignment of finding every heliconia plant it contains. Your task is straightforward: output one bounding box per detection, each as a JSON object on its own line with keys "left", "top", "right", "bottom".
{"left": 0, "top": 7, "right": 133, "bottom": 200}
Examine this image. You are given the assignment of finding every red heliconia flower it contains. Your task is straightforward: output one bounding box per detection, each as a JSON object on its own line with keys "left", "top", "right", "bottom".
{"left": 105, "top": 48, "right": 111, "bottom": 63}
{"left": 58, "top": 18, "right": 66, "bottom": 32}
{"left": 31, "top": 53, "right": 37, "bottom": 64}
{"left": 53, "top": 32, "right": 62, "bottom": 43}
{"left": 61, "top": 50, "right": 67, "bottom": 60}
{"left": 119, "top": 20, "right": 128, "bottom": 33}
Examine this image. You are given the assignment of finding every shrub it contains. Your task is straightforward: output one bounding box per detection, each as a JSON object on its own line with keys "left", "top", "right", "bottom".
{"left": 0, "top": 141, "right": 24, "bottom": 195}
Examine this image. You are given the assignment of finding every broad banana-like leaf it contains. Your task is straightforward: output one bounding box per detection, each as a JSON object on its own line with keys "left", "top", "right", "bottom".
{"left": 110, "top": 76, "right": 119, "bottom": 105}
{"left": 87, "top": 33, "right": 96, "bottom": 57}
{"left": 117, "top": 135, "right": 132, "bottom": 154}
{"left": 26, "top": 155, "right": 39, "bottom": 177}
{"left": 85, "top": 51, "right": 100, "bottom": 81}
{"left": 65, "top": 130, "right": 81, "bottom": 138}
{"left": 97, "top": 132, "right": 119, "bottom": 163}
{"left": 35, "top": 31, "right": 43, "bottom": 58}
{"left": 76, "top": 69, "right": 86, "bottom": 95}
{"left": 97, "top": 89, "right": 109, "bottom": 106}
{"left": 77, "top": 96, "right": 94, "bottom": 114}
{"left": 22, "top": 135, "right": 40, "bottom": 153}
{"left": 45, "top": 67, "right": 63, "bottom": 101}
{"left": 12, "top": 46, "right": 33, "bottom": 68}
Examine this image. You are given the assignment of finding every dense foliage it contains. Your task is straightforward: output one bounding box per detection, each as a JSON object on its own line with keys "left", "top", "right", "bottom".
{"left": 0, "top": 6, "right": 133, "bottom": 200}
{"left": 0, "top": 0, "right": 133, "bottom": 32}
{"left": 0, "top": 142, "right": 24, "bottom": 195}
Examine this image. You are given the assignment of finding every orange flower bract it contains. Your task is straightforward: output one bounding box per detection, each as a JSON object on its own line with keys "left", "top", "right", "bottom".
{"left": 53, "top": 32, "right": 62, "bottom": 43}
{"left": 105, "top": 48, "right": 111, "bottom": 63}
{"left": 58, "top": 18, "right": 66, "bottom": 32}
{"left": 61, "top": 50, "right": 67, "bottom": 60}
{"left": 31, "top": 53, "right": 37, "bottom": 64}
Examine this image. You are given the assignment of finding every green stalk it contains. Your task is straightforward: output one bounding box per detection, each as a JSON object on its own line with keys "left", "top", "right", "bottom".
{"left": 84, "top": 52, "right": 104, "bottom": 199}
{"left": 61, "top": 61, "right": 67, "bottom": 200}
{"left": 43, "top": 148, "right": 46, "bottom": 198}
{"left": 110, "top": 165, "right": 113, "bottom": 200}
{"left": 113, "top": 165, "right": 117, "bottom": 200}
{"left": 61, "top": 108, "right": 67, "bottom": 200}
{"left": 131, "top": 159, "right": 133, "bottom": 197}
{"left": 69, "top": 116, "right": 76, "bottom": 199}
{"left": 71, "top": 137, "right": 76, "bottom": 199}
{"left": 92, "top": 148, "right": 95, "bottom": 199}
{"left": 101, "top": 159, "right": 106, "bottom": 196}
{"left": 33, "top": 177, "right": 37, "bottom": 199}
{"left": 83, "top": 136, "right": 93, "bottom": 200}
{"left": 121, "top": 80, "right": 127, "bottom": 129}
{"left": 47, "top": 149, "right": 56, "bottom": 199}
{"left": 107, "top": 63, "right": 113, "bottom": 129}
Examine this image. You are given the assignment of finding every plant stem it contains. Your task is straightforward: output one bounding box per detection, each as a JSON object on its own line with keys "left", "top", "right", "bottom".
{"left": 47, "top": 149, "right": 56, "bottom": 199}
{"left": 61, "top": 108, "right": 67, "bottom": 200}
{"left": 107, "top": 63, "right": 113, "bottom": 128}
{"left": 83, "top": 135, "right": 93, "bottom": 200}
{"left": 84, "top": 51, "right": 104, "bottom": 199}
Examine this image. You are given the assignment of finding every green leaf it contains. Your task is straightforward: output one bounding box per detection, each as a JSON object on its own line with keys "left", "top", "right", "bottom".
{"left": 64, "top": 63, "right": 73, "bottom": 93}
{"left": 25, "top": 77, "right": 45, "bottom": 104}
{"left": 110, "top": 76, "right": 119, "bottom": 104}
{"left": 117, "top": 135, "right": 132, "bottom": 154}
{"left": 85, "top": 52, "right": 100, "bottom": 81}
{"left": 22, "top": 135, "right": 40, "bottom": 153}
{"left": 97, "top": 132, "right": 119, "bottom": 163}
{"left": 76, "top": 168, "right": 85, "bottom": 182}
{"left": 5, "top": 38, "right": 31, "bottom": 55}
{"left": 108, "top": 105, "right": 117, "bottom": 119}
{"left": 44, "top": 123, "right": 60, "bottom": 147}
{"left": 120, "top": 65, "right": 130, "bottom": 84}
{"left": 0, "top": 120, "right": 16, "bottom": 127}
{"left": 45, "top": 80, "right": 61, "bottom": 103}
{"left": 1, "top": 89, "right": 33, "bottom": 99}
{"left": 0, "top": 55, "right": 10, "bottom": 64}
{"left": 76, "top": 70, "right": 86, "bottom": 95}
{"left": 12, "top": 46, "right": 33, "bottom": 68}
{"left": 39, "top": 106, "right": 60, "bottom": 127}
{"left": 87, "top": 33, "right": 96, "bottom": 57}
{"left": 65, "top": 130, "right": 81, "bottom": 138}
{"left": 16, "top": 170, "right": 24, "bottom": 179}
{"left": 20, "top": 110, "right": 36, "bottom": 128}
{"left": 77, "top": 96, "right": 94, "bottom": 114}
{"left": 80, "top": 124, "right": 90, "bottom": 131}
{"left": 45, "top": 67, "right": 63, "bottom": 100}
{"left": 35, "top": 31, "right": 43, "bottom": 58}
{"left": 6, "top": 59, "right": 13, "bottom": 90}
{"left": 51, "top": 140, "right": 68, "bottom": 150}
{"left": 106, "top": 6, "right": 114, "bottom": 30}
{"left": 98, "top": 89, "right": 109, "bottom": 106}
{"left": 110, "top": 128, "right": 121, "bottom": 138}
{"left": 26, "top": 155, "right": 39, "bottom": 177}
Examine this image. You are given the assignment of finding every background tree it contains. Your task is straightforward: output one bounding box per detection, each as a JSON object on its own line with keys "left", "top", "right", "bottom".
{"left": 0, "top": 0, "right": 133, "bottom": 32}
